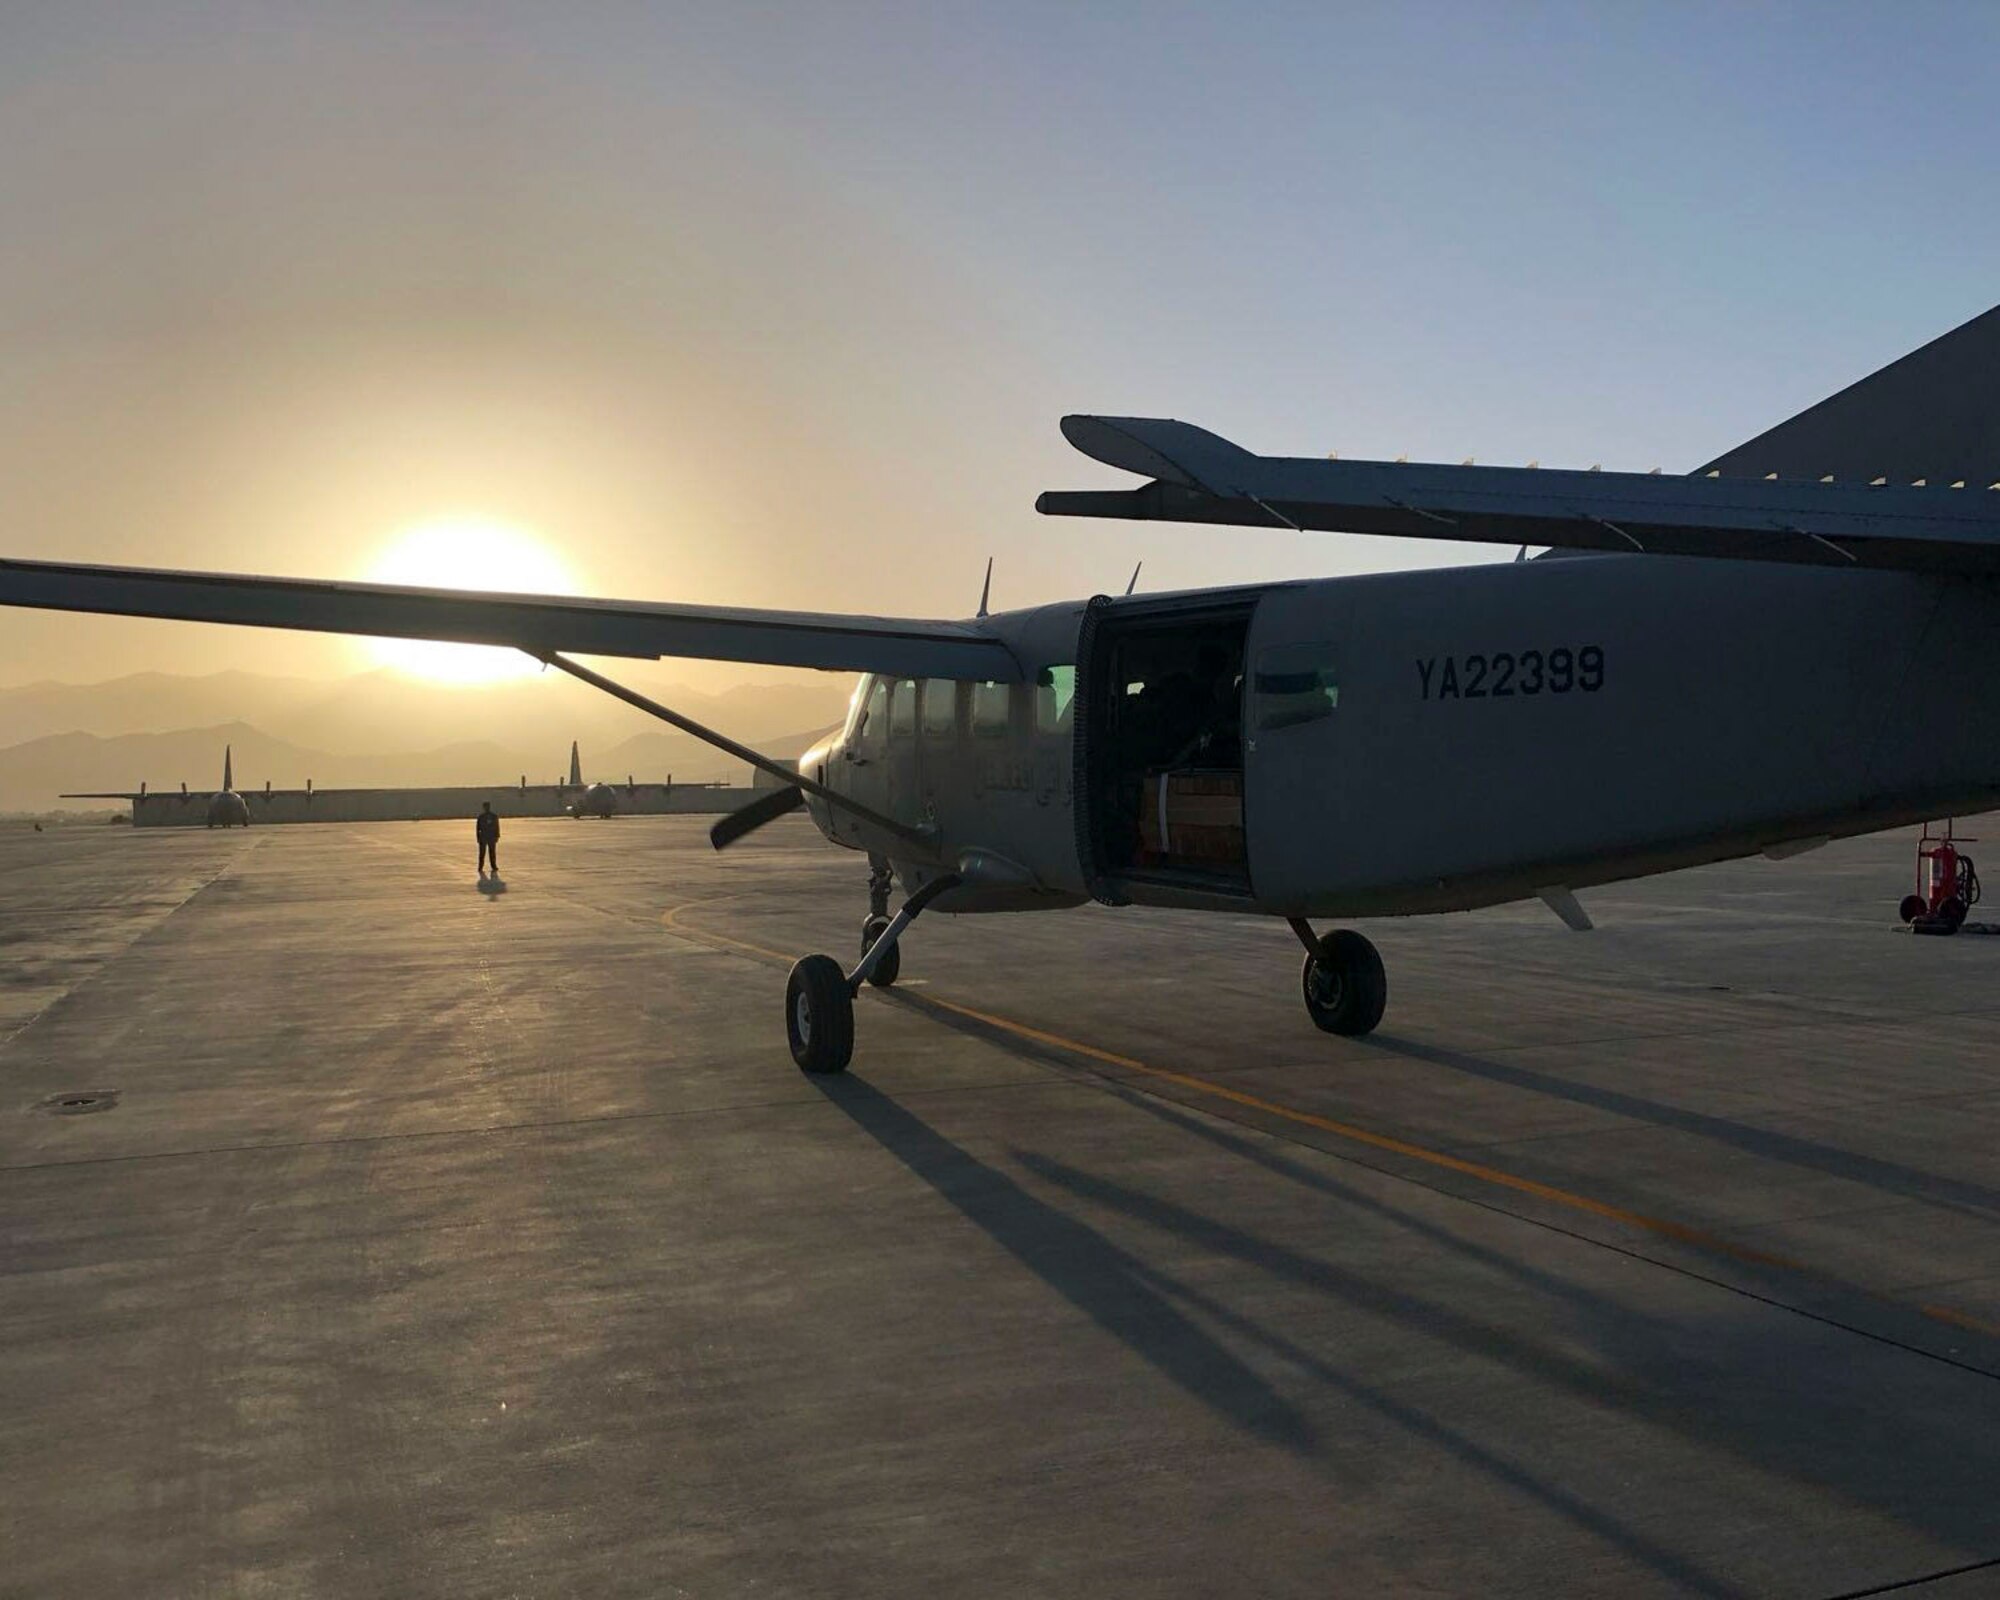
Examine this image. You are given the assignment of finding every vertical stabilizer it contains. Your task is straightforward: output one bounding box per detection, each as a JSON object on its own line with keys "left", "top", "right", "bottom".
{"left": 1700, "top": 304, "right": 2000, "bottom": 483}
{"left": 222, "top": 745, "right": 233, "bottom": 791}
{"left": 568, "top": 741, "right": 582, "bottom": 787}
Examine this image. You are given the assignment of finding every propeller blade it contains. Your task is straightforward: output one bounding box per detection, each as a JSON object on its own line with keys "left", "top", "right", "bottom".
{"left": 709, "top": 785, "right": 805, "bottom": 850}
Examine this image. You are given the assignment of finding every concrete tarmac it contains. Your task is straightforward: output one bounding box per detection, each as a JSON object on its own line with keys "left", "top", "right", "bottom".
{"left": 4, "top": 815, "right": 1999, "bottom": 1597}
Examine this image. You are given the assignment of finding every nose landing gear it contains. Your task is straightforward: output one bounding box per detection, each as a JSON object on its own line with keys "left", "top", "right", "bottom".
{"left": 1289, "top": 918, "right": 1387, "bottom": 1036}
{"left": 785, "top": 870, "right": 963, "bottom": 1074}
{"left": 859, "top": 855, "right": 900, "bottom": 988}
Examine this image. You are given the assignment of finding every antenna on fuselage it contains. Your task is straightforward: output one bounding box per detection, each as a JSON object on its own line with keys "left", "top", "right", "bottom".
{"left": 976, "top": 557, "right": 993, "bottom": 619}
{"left": 1124, "top": 561, "right": 1143, "bottom": 595}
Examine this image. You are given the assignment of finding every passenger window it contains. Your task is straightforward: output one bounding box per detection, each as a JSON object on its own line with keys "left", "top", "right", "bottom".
{"left": 970, "top": 681, "right": 1011, "bottom": 737}
{"left": 921, "top": 679, "right": 957, "bottom": 738}
{"left": 889, "top": 679, "right": 917, "bottom": 739}
{"left": 1254, "top": 645, "right": 1339, "bottom": 731}
{"left": 1035, "top": 665, "right": 1076, "bottom": 734}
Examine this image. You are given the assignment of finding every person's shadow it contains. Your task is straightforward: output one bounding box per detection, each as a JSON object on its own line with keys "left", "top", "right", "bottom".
{"left": 476, "top": 875, "right": 508, "bottom": 897}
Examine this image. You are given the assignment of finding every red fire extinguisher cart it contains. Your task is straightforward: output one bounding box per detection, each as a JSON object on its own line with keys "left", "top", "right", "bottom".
{"left": 1900, "top": 821, "right": 1982, "bottom": 935}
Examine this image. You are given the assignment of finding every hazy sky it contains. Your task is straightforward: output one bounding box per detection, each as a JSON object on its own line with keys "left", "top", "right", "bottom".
{"left": 2, "top": 1, "right": 1995, "bottom": 690}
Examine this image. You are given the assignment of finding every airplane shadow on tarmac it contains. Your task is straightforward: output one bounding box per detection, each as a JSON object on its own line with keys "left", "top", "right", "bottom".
{"left": 1367, "top": 1035, "right": 2000, "bottom": 1221}
{"left": 852, "top": 993, "right": 2000, "bottom": 1594}
{"left": 1013, "top": 1134, "right": 2000, "bottom": 1595}
{"left": 813, "top": 1065, "right": 1746, "bottom": 1597}
{"left": 809, "top": 1071, "right": 1319, "bottom": 1456}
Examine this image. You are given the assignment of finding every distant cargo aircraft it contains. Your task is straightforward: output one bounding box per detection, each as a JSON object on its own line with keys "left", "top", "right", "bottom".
{"left": 562, "top": 740, "right": 622, "bottom": 819}
{"left": 64, "top": 738, "right": 683, "bottom": 827}
{"left": 65, "top": 744, "right": 249, "bottom": 827}
{"left": 10, "top": 305, "right": 2000, "bottom": 1072}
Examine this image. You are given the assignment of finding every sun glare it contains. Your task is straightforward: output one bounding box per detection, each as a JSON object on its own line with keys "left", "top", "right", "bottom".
{"left": 362, "top": 517, "right": 579, "bottom": 684}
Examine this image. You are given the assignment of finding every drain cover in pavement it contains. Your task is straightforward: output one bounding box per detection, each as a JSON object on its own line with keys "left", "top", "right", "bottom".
{"left": 37, "top": 1090, "right": 118, "bottom": 1115}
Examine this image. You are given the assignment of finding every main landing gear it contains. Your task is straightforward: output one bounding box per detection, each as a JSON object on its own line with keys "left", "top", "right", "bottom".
{"left": 786, "top": 888, "right": 1386, "bottom": 1074}
{"left": 1289, "top": 918, "right": 1387, "bottom": 1036}
{"left": 785, "top": 869, "right": 963, "bottom": 1075}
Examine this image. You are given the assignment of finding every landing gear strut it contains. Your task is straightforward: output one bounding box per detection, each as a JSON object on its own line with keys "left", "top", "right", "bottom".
{"left": 786, "top": 872, "right": 962, "bottom": 1074}
{"left": 1289, "top": 919, "right": 1386, "bottom": 1036}
{"left": 860, "top": 855, "right": 900, "bottom": 988}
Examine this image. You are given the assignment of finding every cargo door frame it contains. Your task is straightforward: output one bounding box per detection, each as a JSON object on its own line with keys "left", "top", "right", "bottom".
{"left": 1072, "top": 588, "right": 1265, "bottom": 908}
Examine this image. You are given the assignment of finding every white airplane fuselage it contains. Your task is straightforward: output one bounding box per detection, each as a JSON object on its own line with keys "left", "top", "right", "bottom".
{"left": 802, "top": 555, "right": 2000, "bottom": 921}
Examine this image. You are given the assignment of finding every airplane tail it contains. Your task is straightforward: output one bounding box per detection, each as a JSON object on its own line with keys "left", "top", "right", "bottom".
{"left": 1701, "top": 304, "right": 2000, "bottom": 484}
{"left": 568, "top": 740, "right": 582, "bottom": 787}
{"left": 222, "top": 744, "right": 233, "bottom": 791}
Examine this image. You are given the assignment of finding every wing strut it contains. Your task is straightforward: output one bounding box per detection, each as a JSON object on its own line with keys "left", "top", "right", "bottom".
{"left": 535, "top": 652, "right": 928, "bottom": 848}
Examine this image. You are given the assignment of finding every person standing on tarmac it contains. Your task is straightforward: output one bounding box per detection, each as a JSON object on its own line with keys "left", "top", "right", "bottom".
{"left": 476, "top": 801, "right": 501, "bottom": 877}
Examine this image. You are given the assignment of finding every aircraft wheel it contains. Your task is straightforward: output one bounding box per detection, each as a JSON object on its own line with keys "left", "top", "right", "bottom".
{"left": 1899, "top": 894, "right": 1927, "bottom": 924}
{"left": 860, "top": 915, "right": 900, "bottom": 987}
{"left": 1301, "top": 930, "right": 1387, "bottom": 1037}
{"left": 786, "top": 955, "right": 854, "bottom": 1074}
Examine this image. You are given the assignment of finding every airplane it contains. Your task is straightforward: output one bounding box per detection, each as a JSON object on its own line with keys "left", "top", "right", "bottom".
{"left": 8, "top": 304, "right": 2000, "bottom": 1076}
{"left": 64, "top": 743, "right": 250, "bottom": 828}
{"left": 561, "top": 740, "right": 623, "bottom": 819}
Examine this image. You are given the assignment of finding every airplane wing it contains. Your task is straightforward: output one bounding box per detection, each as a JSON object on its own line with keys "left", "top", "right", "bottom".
{"left": 0, "top": 557, "right": 1022, "bottom": 681}
{"left": 1038, "top": 415, "right": 2000, "bottom": 575}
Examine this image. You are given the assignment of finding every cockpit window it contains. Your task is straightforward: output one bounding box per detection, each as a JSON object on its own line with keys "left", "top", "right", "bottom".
{"left": 1254, "top": 645, "right": 1339, "bottom": 731}
{"left": 889, "top": 678, "right": 917, "bottom": 739}
{"left": 842, "top": 676, "right": 875, "bottom": 743}
{"left": 853, "top": 676, "right": 891, "bottom": 747}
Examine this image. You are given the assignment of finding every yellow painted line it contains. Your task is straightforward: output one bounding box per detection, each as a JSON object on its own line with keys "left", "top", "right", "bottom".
{"left": 1917, "top": 1301, "right": 1998, "bottom": 1334}
{"left": 662, "top": 895, "right": 797, "bottom": 962}
{"left": 661, "top": 898, "right": 2000, "bottom": 1340}
{"left": 916, "top": 994, "right": 1811, "bottom": 1271}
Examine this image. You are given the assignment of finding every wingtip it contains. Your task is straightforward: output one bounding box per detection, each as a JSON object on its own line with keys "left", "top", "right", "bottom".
{"left": 1056, "top": 415, "right": 1253, "bottom": 493}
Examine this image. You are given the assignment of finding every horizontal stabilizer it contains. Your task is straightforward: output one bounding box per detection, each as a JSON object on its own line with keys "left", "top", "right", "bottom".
{"left": 1536, "top": 886, "right": 1594, "bottom": 932}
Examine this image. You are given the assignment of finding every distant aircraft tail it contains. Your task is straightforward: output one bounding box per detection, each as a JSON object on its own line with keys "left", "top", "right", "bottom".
{"left": 568, "top": 740, "right": 582, "bottom": 787}
{"left": 222, "top": 744, "right": 233, "bottom": 791}
{"left": 1701, "top": 304, "right": 2000, "bottom": 484}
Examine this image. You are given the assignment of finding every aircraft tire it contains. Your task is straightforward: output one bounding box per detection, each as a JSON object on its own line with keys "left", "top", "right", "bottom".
{"left": 787, "top": 954, "right": 854, "bottom": 1074}
{"left": 1301, "top": 931, "right": 1386, "bottom": 1037}
{"left": 860, "top": 916, "right": 901, "bottom": 987}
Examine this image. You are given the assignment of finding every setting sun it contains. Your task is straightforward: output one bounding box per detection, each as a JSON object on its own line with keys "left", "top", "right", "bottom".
{"left": 361, "top": 517, "right": 579, "bottom": 683}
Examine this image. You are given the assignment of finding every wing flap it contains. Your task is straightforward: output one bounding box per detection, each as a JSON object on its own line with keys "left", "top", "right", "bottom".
{"left": 1040, "top": 415, "right": 2000, "bottom": 575}
{"left": 0, "top": 558, "right": 1022, "bottom": 681}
